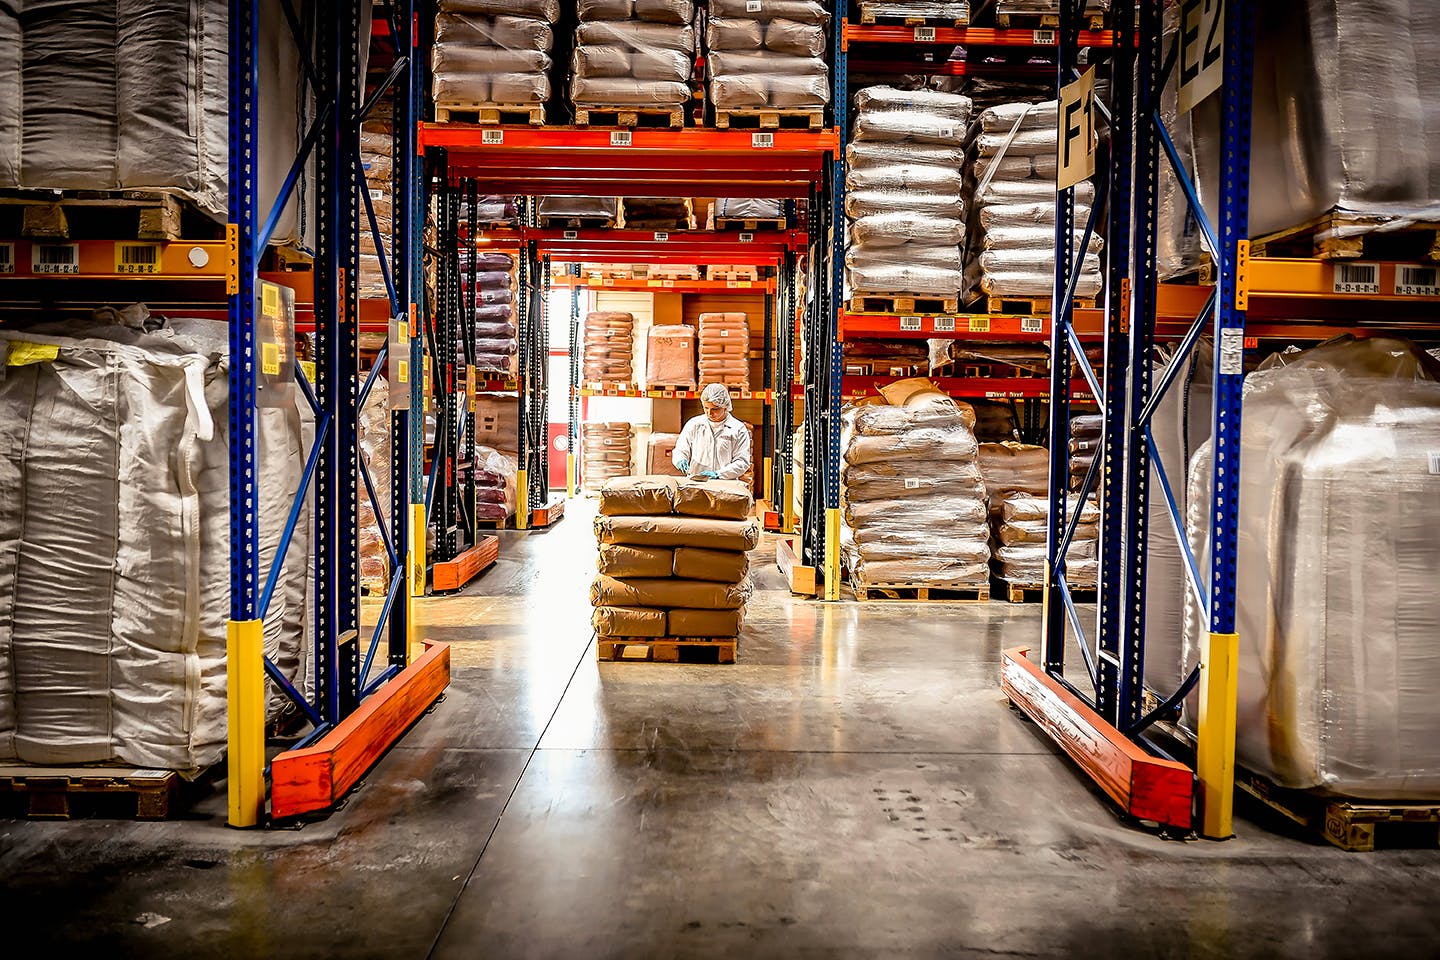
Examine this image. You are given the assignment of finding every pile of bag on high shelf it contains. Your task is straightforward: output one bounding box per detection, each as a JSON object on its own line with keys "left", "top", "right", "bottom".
{"left": 966, "top": 100, "right": 1102, "bottom": 301}
{"left": 696, "top": 312, "right": 750, "bottom": 391}
{"left": 465, "top": 251, "right": 517, "bottom": 376}
{"left": 846, "top": 87, "right": 972, "bottom": 301}
{"left": 840, "top": 379, "right": 990, "bottom": 590}
{"left": 537, "top": 196, "right": 620, "bottom": 227}
{"left": 583, "top": 421, "right": 633, "bottom": 492}
{"left": 1068, "top": 413, "right": 1101, "bottom": 491}
{"left": 430, "top": 0, "right": 559, "bottom": 110}
{"left": 583, "top": 311, "right": 636, "bottom": 384}
{"left": 462, "top": 193, "right": 521, "bottom": 228}
{"left": 592, "top": 476, "right": 759, "bottom": 641}
{"left": 704, "top": 0, "right": 829, "bottom": 119}
{"left": 976, "top": 440, "right": 1099, "bottom": 588}
{"left": 570, "top": 0, "right": 696, "bottom": 117}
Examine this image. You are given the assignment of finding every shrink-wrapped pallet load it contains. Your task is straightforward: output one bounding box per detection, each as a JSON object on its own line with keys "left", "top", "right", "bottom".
{"left": 464, "top": 251, "right": 518, "bottom": 376}
{"left": 696, "top": 312, "right": 750, "bottom": 391}
{"left": 842, "top": 339, "right": 928, "bottom": 378}
{"left": 0, "top": 314, "right": 309, "bottom": 773}
{"left": 704, "top": 0, "right": 830, "bottom": 117}
{"left": 583, "top": 421, "right": 634, "bottom": 492}
{"left": 592, "top": 476, "right": 758, "bottom": 642}
{"left": 570, "top": 0, "right": 696, "bottom": 114}
{"left": 1181, "top": 337, "right": 1440, "bottom": 799}
{"left": 474, "top": 444, "right": 519, "bottom": 521}
{"left": 845, "top": 87, "right": 972, "bottom": 302}
{"left": 537, "top": 196, "right": 621, "bottom": 226}
{"left": 645, "top": 324, "right": 697, "bottom": 390}
{"left": 966, "top": 100, "right": 1103, "bottom": 300}
{"left": 431, "top": 0, "right": 559, "bottom": 109}
{"left": 583, "top": 311, "right": 636, "bottom": 383}
{"left": 976, "top": 441, "right": 1099, "bottom": 588}
{"left": 475, "top": 392, "right": 520, "bottom": 456}
{"left": 839, "top": 380, "right": 990, "bottom": 590}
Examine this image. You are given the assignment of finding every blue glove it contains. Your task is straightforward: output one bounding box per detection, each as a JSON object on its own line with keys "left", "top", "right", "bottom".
{"left": 700, "top": 470, "right": 720, "bottom": 479}
{"left": 677, "top": 458, "right": 689, "bottom": 472}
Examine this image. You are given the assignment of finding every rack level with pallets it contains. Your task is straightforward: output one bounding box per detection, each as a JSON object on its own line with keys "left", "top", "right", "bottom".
{"left": 432, "top": 102, "right": 545, "bottom": 125}
{"left": 597, "top": 635, "right": 739, "bottom": 664}
{"left": 575, "top": 104, "right": 686, "bottom": 129}
{"left": 857, "top": 5, "right": 967, "bottom": 26}
{"left": 715, "top": 109, "right": 824, "bottom": 131}
{"left": 1249, "top": 210, "right": 1440, "bottom": 262}
{"left": 714, "top": 216, "right": 788, "bottom": 232}
{"left": 1237, "top": 770, "right": 1440, "bottom": 852}
{"left": 847, "top": 292, "right": 961, "bottom": 315}
{"left": 851, "top": 580, "right": 991, "bottom": 602}
{"left": 0, "top": 189, "right": 207, "bottom": 241}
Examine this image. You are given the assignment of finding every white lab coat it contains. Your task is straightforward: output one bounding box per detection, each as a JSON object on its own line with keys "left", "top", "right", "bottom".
{"left": 673, "top": 413, "right": 752, "bottom": 480}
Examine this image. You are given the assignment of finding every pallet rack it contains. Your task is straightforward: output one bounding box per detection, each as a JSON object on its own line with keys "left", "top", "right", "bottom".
{"left": 1003, "top": 0, "right": 1440, "bottom": 841}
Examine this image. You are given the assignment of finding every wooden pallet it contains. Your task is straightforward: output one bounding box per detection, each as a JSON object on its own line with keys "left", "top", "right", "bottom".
{"left": 843, "top": 360, "right": 927, "bottom": 378}
{"left": 0, "top": 189, "right": 203, "bottom": 241}
{"left": 858, "top": 6, "right": 967, "bottom": 26}
{"left": 1237, "top": 769, "right": 1440, "bottom": 852}
{"left": 707, "top": 265, "right": 762, "bottom": 282}
{"left": 575, "top": 104, "right": 686, "bottom": 129}
{"left": 431, "top": 536, "right": 499, "bottom": 593}
{"left": 714, "top": 217, "right": 788, "bottom": 232}
{"left": 994, "top": 10, "right": 1105, "bottom": 30}
{"left": 597, "top": 635, "right": 738, "bottom": 664}
{"left": 539, "top": 215, "right": 618, "bottom": 230}
{"left": 847, "top": 292, "right": 961, "bottom": 315}
{"left": 0, "top": 766, "right": 185, "bottom": 820}
{"left": 433, "top": 102, "right": 545, "bottom": 126}
{"left": 645, "top": 383, "right": 698, "bottom": 394}
{"left": 1249, "top": 210, "right": 1440, "bottom": 262}
{"left": 978, "top": 294, "right": 1096, "bottom": 316}
{"left": 715, "top": 109, "right": 824, "bottom": 131}
{"left": 997, "top": 579, "right": 1098, "bottom": 604}
{"left": 852, "top": 581, "right": 991, "bottom": 602}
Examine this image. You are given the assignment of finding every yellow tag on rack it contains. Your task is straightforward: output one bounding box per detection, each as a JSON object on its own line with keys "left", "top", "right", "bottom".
{"left": 968, "top": 316, "right": 991, "bottom": 333}
{"left": 262, "top": 341, "right": 280, "bottom": 376}
{"left": 262, "top": 284, "right": 280, "bottom": 318}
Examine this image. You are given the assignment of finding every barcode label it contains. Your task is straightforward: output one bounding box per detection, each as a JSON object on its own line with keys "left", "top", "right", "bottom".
{"left": 739, "top": 232, "right": 754, "bottom": 243}
{"left": 726, "top": 279, "right": 739, "bottom": 288}
{"left": 933, "top": 316, "right": 955, "bottom": 332}
{"left": 1430, "top": 452, "right": 1440, "bottom": 475}
{"left": 662, "top": 279, "right": 674, "bottom": 287}
{"left": 262, "top": 342, "right": 280, "bottom": 376}
{"left": 33, "top": 243, "right": 79, "bottom": 274}
{"left": 969, "top": 316, "right": 991, "bottom": 333}
{"left": 903, "top": 478, "right": 921, "bottom": 489}
{"left": 1334, "top": 261, "right": 1379, "bottom": 294}
{"left": 654, "top": 232, "right": 668, "bottom": 241}
{"left": 1034, "top": 29, "right": 1057, "bottom": 44}
{"left": 116, "top": 243, "right": 160, "bottom": 274}
{"left": 751, "top": 133, "right": 774, "bottom": 148}
{"left": 563, "top": 229, "right": 578, "bottom": 239}
{"left": 1218, "top": 327, "right": 1244, "bottom": 374}
{"left": 0, "top": 243, "right": 13, "bottom": 274}
{"left": 369, "top": 188, "right": 384, "bottom": 200}
{"left": 914, "top": 26, "right": 936, "bottom": 42}
{"left": 1396, "top": 264, "right": 1440, "bottom": 297}
{"left": 481, "top": 129, "right": 503, "bottom": 144}
{"left": 737, "top": 279, "right": 752, "bottom": 288}
{"left": 602, "top": 278, "right": 615, "bottom": 286}
{"left": 720, "top": 330, "right": 729, "bottom": 337}
{"left": 746, "top": 0, "right": 762, "bottom": 10}
{"left": 899, "top": 315, "right": 922, "bottom": 331}
{"left": 1021, "top": 317, "right": 1044, "bottom": 334}
{"left": 610, "top": 131, "right": 632, "bottom": 146}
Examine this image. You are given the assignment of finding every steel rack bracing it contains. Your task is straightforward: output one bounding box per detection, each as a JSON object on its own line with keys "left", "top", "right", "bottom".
{"left": 227, "top": 0, "right": 446, "bottom": 828}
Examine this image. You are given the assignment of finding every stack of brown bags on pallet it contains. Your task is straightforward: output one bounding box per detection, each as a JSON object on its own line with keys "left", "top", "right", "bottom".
{"left": 359, "top": 123, "right": 394, "bottom": 300}
{"left": 592, "top": 476, "right": 759, "bottom": 640}
{"left": 430, "top": 0, "right": 559, "bottom": 110}
{"left": 696, "top": 312, "right": 750, "bottom": 391}
{"left": 1069, "top": 414, "right": 1101, "bottom": 491}
{"left": 570, "top": 0, "right": 696, "bottom": 116}
{"left": 466, "top": 251, "right": 518, "bottom": 376}
{"left": 646, "top": 323, "right": 697, "bottom": 389}
{"left": 474, "top": 445, "right": 519, "bottom": 522}
{"left": 839, "top": 379, "right": 991, "bottom": 590}
{"left": 976, "top": 441, "right": 1099, "bottom": 588}
{"left": 583, "top": 311, "right": 635, "bottom": 384}
{"left": 583, "top": 421, "right": 633, "bottom": 492}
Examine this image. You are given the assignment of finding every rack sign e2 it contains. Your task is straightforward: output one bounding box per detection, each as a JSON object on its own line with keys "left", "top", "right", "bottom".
{"left": 1178, "top": 0, "right": 1224, "bottom": 113}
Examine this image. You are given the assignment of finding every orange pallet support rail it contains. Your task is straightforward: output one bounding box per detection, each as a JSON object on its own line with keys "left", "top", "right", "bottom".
{"left": 270, "top": 641, "right": 452, "bottom": 821}
{"left": 431, "top": 536, "right": 498, "bottom": 593}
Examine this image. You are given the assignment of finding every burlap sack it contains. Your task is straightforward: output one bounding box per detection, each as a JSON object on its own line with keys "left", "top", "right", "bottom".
{"left": 590, "top": 574, "right": 750, "bottom": 610}
{"left": 597, "top": 543, "right": 674, "bottom": 578}
{"left": 598, "top": 475, "right": 678, "bottom": 516}
{"left": 673, "top": 478, "right": 752, "bottom": 520}
{"left": 594, "top": 514, "right": 761, "bottom": 551}
{"left": 592, "top": 606, "right": 667, "bottom": 638}
{"left": 672, "top": 546, "right": 749, "bottom": 582}
{"left": 667, "top": 608, "right": 743, "bottom": 637}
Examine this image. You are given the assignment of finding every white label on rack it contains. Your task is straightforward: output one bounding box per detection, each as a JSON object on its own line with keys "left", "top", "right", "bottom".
{"left": 903, "top": 478, "right": 921, "bottom": 489}
{"left": 663, "top": 279, "right": 675, "bottom": 287}
{"left": 1334, "top": 261, "right": 1380, "bottom": 295}
{"left": 564, "top": 229, "right": 578, "bottom": 239}
{"left": 33, "top": 243, "right": 78, "bottom": 274}
{"left": 899, "top": 316, "right": 922, "bottom": 331}
{"left": 1033, "top": 29, "right": 1057, "bottom": 44}
{"left": 0, "top": 243, "right": 12, "bottom": 274}
{"left": 1021, "top": 317, "right": 1044, "bottom": 334}
{"left": 739, "top": 232, "right": 754, "bottom": 242}
{"left": 933, "top": 316, "right": 956, "bottom": 332}
{"left": 1395, "top": 264, "right": 1440, "bottom": 297}
{"left": 610, "top": 130, "right": 632, "bottom": 146}
{"left": 654, "top": 231, "right": 669, "bottom": 241}
{"left": 481, "top": 129, "right": 504, "bottom": 144}
{"left": 914, "top": 26, "right": 937, "bottom": 42}
{"left": 726, "top": 279, "right": 739, "bottom": 288}
{"left": 602, "top": 277, "right": 615, "bottom": 286}
{"left": 1429, "top": 452, "right": 1440, "bottom": 475}
{"left": 751, "top": 132, "right": 774, "bottom": 148}
{"left": 1218, "top": 326, "right": 1244, "bottom": 375}
{"left": 1178, "top": 0, "right": 1224, "bottom": 113}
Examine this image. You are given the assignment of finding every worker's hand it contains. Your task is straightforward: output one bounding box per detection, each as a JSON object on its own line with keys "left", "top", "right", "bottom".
{"left": 699, "top": 470, "right": 719, "bottom": 480}
{"left": 677, "top": 458, "right": 689, "bottom": 472}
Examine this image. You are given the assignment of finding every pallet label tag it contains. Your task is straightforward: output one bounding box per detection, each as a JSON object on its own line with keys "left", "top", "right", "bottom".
{"left": 481, "top": 129, "right": 504, "bottom": 144}
{"left": 903, "top": 478, "right": 921, "bottom": 489}
{"left": 751, "top": 132, "right": 774, "bottom": 148}
{"left": 563, "top": 229, "right": 578, "bottom": 239}
{"left": 914, "top": 26, "right": 936, "bottom": 42}
{"left": 115, "top": 242, "right": 160, "bottom": 275}
{"left": 933, "top": 316, "right": 956, "bottom": 332}
{"left": 968, "top": 316, "right": 991, "bottom": 333}
{"left": 1178, "top": 0, "right": 1224, "bottom": 113}
{"left": 32, "top": 242, "right": 78, "bottom": 274}
{"left": 1033, "top": 29, "right": 1056, "bottom": 44}
{"left": 609, "top": 130, "right": 632, "bottom": 146}
{"left": 1218, "top": 326, "right": 1244, "bottom": 375}
{"left": 1057, "top": 66, "right": 1096, "bottom": 190}
{"left": 1395, "top": 264, "right": 1439, "bottom": 297}
{"left": 0, "top": 242, "right": 12, "bottom": 274}
{"left": 1334, "top": 261, "right": 1379, "bottom": 295}
{"left": 1021, "top": 317, "right": 1044, "bottom": 333}
{"left": 602, "top": 277, "right": 615, "bottom": 286}
{"left": 899, "top": 315, "right": 922, "bottom": 331}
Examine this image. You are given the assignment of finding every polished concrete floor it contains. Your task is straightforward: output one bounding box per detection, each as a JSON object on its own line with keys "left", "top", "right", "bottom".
{"left": 3, "top": 498, "right": 1439, "bottom": 958}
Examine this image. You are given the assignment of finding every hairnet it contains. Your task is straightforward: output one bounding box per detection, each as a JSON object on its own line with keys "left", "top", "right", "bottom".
{"left": 701, "top": 382, "right": 733, "bottom": 410}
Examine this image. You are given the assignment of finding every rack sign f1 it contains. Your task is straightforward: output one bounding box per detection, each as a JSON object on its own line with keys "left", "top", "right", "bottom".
{"left": 1057, "top": 67, "right": 1096, "bottom": 190}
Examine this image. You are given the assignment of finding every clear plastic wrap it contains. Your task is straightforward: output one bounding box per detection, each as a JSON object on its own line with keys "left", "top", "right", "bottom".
{"left": 845, "top": 189, "right": 965, "bottom": 220}
{"left": 710, "top": 0, "right": 828, "bottom": 22}
{"left": 847, "top": 263, "right": 965, "bottom": 296}
{"left": 975, "top": 100, "right": 1056, "bottom": 133}
{"left": 571, "top": 77, "right": 692, "bottom": 107}
{"left": 847, "top": 244, "right": 961, "bottom": 272}
{"left": 849, "top": 140, "right": 966, "bottom": 168}
{"left": 575, "top": 20, "right": 695, "bottom": 51}
{"left": 1182, "top": 337, "right": 1440, "bottom": 798}
{"left": 539, "top": 196, "right": 620, "bottom": 219}
{"left": 573, "top": 46, "right": 692, "bottom": 81}
{"left": 645, "top": 324, "right": 697, "bottom": 389}
{"left": 854, "top": 109, "right": 966, "bottom": 144}
{"left": 583, "top": 311, "right": 635, "bottom": 383}
{"left": 847, "top": 164, "right": 965, "bottom": 193}
{"left": 579, "top": 0, "right": 696, "bottom": 24}
{"left": 697, "top": 313, "right": 751, "bottom": 391}
{"left": 441, "top": 0, "right": 560, "bottom": 20}
{"left": 717, "top": 198, "right": 783, "bottom": 219}
{"left": 583, "top": 422, "right": 633, "bottom": 491}
{"left": 850, "top": 212, "right": 965, "bottom": 247}
{"left": 971, "top": 152, "right": 1059, "bottom": 182}
{"left": 855, "top": 87, "right": 973, "bottom": 122}
{"left": 431, "top": 13, "right": 554, "bottom": 105}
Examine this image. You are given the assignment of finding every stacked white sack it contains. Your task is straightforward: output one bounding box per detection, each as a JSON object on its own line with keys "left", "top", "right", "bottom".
{"left": 571, "top": 0, "right": 696, "bottom": 111}
{"left": 705, "top": 0, "right": 830, "bottom": 114}
{"left": 431, "top": 0, "right": 559, "bottom": 107}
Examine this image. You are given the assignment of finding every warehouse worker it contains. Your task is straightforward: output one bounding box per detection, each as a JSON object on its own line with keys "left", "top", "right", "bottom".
{"left": 674, "top": 383, "right": 752, "bottom": 480}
